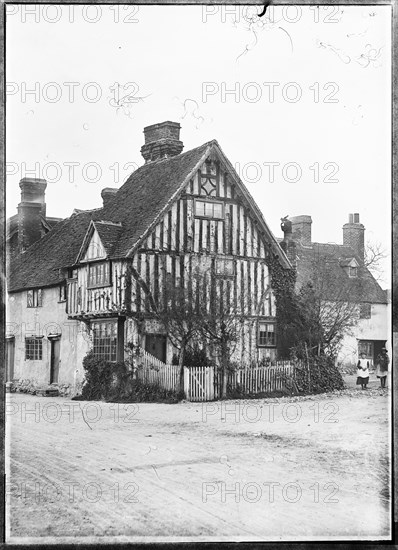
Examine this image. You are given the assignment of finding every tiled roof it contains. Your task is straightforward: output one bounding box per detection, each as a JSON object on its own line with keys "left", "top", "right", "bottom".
{"left": 8, "top": 139, "right": 291, "bottom": 292}
{"left": 101, "top": 141, "right": 212, "bottom": 257}
{"left": 8, "top": 210, "right": 101, "bottom": 291}
{"left": 92, "top": 221, "right": 122, "bottom": 258}
{"left": 286, "top": 240, "right": 387, "bottom": 304}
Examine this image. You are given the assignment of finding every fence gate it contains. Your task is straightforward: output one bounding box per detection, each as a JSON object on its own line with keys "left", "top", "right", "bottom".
{"left": 184, "top": 366, "right": 216, "bottom": 402}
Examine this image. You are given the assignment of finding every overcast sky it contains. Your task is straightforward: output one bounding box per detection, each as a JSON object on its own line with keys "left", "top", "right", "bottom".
{"left": 6, "top": 4, "right": 391, "bottom": 284}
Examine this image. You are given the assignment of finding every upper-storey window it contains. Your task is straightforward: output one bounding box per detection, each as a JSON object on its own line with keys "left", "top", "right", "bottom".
{"left": 195, "top": 200, "right": 224, "bottom": 219}
{"left": 59, "top": 284, "right": 67, "bottom": 302}
{"left": 360, "top": 303, "right": 372, "bottom": 319}
{"left": 349, "top": 266, "right": 358, "bottom": 278}
{"left": 27, "top": 289, "right": 42, "bottom": 308}
{"left": 88, "top": 262, "right": 111, "bottom": 288}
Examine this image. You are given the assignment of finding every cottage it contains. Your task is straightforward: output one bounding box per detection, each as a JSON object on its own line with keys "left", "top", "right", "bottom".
{"left": 6, "top": 121, "right": 293, "bottom": 388}
{"left": 279, "top": 214, "right": 390, "bottom": 368}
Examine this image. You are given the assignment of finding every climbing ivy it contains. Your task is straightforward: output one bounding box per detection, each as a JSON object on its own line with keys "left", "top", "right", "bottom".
{"left": 267, "top": 253, "right": 298, "bottom": 359}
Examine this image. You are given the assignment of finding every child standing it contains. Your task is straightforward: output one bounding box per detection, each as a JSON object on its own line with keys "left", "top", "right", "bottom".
{"left": 375, "top": 348, "right": 389, "bottom": 388}
{"left": 356, "top": 352, "right": 370, "bottom": 390}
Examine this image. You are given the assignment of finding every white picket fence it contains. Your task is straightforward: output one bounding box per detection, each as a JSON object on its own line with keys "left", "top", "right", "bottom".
{"left": 136, "top": 348, "right": 296, "bottom": 401}
{"left": 137, "top": 349, "right": 180, "bottom": 392}
{"left": 228, "top": 364, "right": 295, "bottom": 394}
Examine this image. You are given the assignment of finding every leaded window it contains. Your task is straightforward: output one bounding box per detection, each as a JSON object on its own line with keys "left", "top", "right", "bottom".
{"left": 88, "top": 262, "right": 111, "bottom": 288}
{"left": 258, "top": 322, "right": 276, "bottom": 347}
{"left": 92, "top": 320, "right": 117, "bottom": 362}
{"left": 27, "top": 289, "right": 42, "bottom": 308}
{"left": 25, "top": 337, "right": 43, "bottom": 360}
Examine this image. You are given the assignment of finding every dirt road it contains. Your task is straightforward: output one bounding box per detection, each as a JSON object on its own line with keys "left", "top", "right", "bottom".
{"left": 6, "top": 386, "right": 391, "bottom": 543}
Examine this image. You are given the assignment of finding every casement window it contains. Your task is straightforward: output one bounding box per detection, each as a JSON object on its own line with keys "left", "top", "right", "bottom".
{"left": 359, "top": 303, "right": 372, "bottom": 319}
{"left": 215, "top": 258, "right": 235, "bottom": 277}
{"left": 195, "top": 200, "right": 224, "bottom": 219}
{"left": 27, "top": 289, "right": 42, "bottom": 308}
{"left": 88, "top": 262, "right": 111, "bottom": 288}
{"left": 92, "top": 320, "right": 117, "bottom": 362}
{"left": 25, "top": 337, "right": 43, "bottom": 360}
{"left": 258, "top": 322, "right": 276, "bottom": 347}
{"left": 59, "top": 284, "right": 67, "bottom": 302}
{"left": 349, "top": 266, "right": 358, "bottom": 278}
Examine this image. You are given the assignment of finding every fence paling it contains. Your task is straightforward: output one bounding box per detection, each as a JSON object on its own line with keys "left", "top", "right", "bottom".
{"left": 227, "top": 364, "right": 295, "bottom": 395}
{"left": 136, "top": 349, "right": 296, "bottom": 400}
{"left": 137, "top": 348, "right": 180, "bottom": 392}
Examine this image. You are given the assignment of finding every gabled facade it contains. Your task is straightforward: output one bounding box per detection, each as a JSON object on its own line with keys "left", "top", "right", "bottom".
{"left": 7, "top": 121, "right": 293, "bottom": 389}
{"left": 279, "top": 214, "right": 390, "bottom": 367}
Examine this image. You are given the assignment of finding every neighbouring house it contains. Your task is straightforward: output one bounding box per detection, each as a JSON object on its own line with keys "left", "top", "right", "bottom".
{"left": 279, "top": 214, "right": 390, "bottom": 368}
{"left": 6, "top": 177, "right": 62, "bottom": 258}
{"left": 6, "top": 121, "right": 294, "bottom": 387}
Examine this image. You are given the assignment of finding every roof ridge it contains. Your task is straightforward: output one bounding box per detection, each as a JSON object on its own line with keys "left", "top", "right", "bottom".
{"left": 94, "top": 220, "right": 122, "bottom": 227}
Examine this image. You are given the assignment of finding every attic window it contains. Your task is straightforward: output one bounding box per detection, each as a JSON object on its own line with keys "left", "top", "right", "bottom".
{"left": 349, "top": 266, "right": 358, "bottom": 278}
{"left": 195, "top": 200, "right": 224, "bottom": 219}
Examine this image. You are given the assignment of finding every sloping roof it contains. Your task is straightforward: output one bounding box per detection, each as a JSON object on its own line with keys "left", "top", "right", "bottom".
{"left": 93, "top": 221, "right": 123, "bottom": 258}
{"left": 101, "top": 141, "right": 212, "bottom": 257}
{"left": 8, "top": 139, "right": 291, "bottom": 292}
{"left": 6, "top": 213, "right": 61, "bottom": 240}
{"left": 290, "top": 241, "right": 387, "bottom": 304}
{"left": 8, "top": 210, "right": 101, "bottom": 291}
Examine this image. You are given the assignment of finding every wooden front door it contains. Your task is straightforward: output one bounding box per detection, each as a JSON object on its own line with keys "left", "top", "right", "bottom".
{"left": 6, "top": 339, "right": 15, "bottom": 382}
{"left": 50, "top": 339, "right": 60, "bottom": 384}
{"left": 145, "top": 334, "right": 167, "bottom": 363}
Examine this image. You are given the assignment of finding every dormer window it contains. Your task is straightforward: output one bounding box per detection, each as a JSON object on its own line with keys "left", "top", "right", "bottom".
{"left": 340, "top": 257, "right": 359, "bottom": 278}
{"left": 349, "top": 266, "right": 358, "bottom": 278}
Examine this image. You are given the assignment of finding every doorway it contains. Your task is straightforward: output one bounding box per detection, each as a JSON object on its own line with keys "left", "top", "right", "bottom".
{"left": 50, "top": 339, "right": 60, "bottom": 384}
{"left": 145, "top": 334, "right": 167, "bottom": 363}
{"left": 358, "top": 340, "right": 387, "bottom": 367}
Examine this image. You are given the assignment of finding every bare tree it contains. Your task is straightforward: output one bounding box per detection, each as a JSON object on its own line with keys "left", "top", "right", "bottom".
{"left": 294, "top": 254, "right": 359, "bottom": 358}
{"left": 154, "top": 269, "right": 205, "bottom": 392}
{"left": 364, "top": 240, "right": 388, "bottom": 283}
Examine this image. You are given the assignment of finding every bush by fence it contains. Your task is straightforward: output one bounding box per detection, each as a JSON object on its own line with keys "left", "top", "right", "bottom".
{"left": 293, "top": 355, "right": 344, "bottom": 394}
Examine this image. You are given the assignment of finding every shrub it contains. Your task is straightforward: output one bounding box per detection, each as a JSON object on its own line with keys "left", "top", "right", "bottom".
{"left": 293, "top": 355, "right": 344, "bottom": 394}
{"left": 76, "top": 351, "right": 184, "bottom": 403}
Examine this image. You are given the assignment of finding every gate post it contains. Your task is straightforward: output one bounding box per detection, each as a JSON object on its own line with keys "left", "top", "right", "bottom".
{"left": 208, "top": 367, "right": 214, "bottom": 401}
{"left": 183, "top": 366, "right": 190, "bottom": 400}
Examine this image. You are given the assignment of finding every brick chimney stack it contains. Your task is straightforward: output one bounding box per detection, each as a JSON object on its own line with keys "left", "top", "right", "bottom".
{"left": 343, "top": 213, "right": 365, "bottom": 263}
{"left": 289, "top": 215, "right": 312, "bottom": 245}
{"left": 17, "top": 177, "right": 47, "bottom": 253}
{"left": 101, "top": 187, "right": 118, "bottom": 208}
{"left": 141, "top": 121, "right": 183, "bottom": 163}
